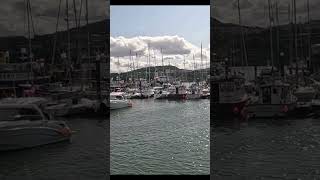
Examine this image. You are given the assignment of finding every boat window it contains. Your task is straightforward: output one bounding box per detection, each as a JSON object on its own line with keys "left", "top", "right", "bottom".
{"left": 273, "top": 88, "right": 277, "bottom": 94}
{"left": 115, "top": 96, "right": 123, "bottom": 100}
{"left": 262, "top": 87, "right": 271, "bottom": 104}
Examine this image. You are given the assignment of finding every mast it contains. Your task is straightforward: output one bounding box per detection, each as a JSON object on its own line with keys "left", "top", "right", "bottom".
{"left": 161, "top": 48, "right": 164, "bottom": 76}
{"left": 183, "top": 55, "right": 186, "bottom": 82}
{"left": 276, "top": 1, "right": 281, "bottom": 74}
{"left": 65, "top": 0, "right": 72, "bottom": 88}
{"left": 201, "top": 42, "right": 203, "bottom": 82}
{"left": 118, "top": 57, "right": 120, "bottom": 80}
{"left": 307, "top": 0, "right": 312, "bottom": 72}
{"left": 129, "top": 50, "right": 133, "bottom": 81}
{"left": 268, "top": 0, "right": 274, "bottom": 73}
{"left": 148, "top": 44, "right": 151, "bottom": 83}
{"left": 154, "top": 50, "right": 157, "bottom": 78}
{"left": 26, "top": 0, "right": 33, "bottom": 84}
{"left": 193, "top": 54, "right": 196, "bottom": 82}
{"left": 237, "top": 0, "right": 248, "bottom": 66}
{"left": 293, "top": 0, "right": 298, "bottom": 87}
{"left": 86, "top": 0, "right": 91, "bottom": 83}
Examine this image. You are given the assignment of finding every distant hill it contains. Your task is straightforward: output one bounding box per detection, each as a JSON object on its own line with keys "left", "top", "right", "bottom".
{"left": 211, "top": 17, "right": 320, "bottom": 66}
{"left": 0, "top": 19, "right": 109, "bottom": 63}
{"left": 111, "top": 65, "right": 209, "bottom": 82}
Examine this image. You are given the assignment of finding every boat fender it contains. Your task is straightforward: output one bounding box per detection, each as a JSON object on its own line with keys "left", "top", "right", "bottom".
{"left": 233, "top": 106, "right": 239, "bottom": 114}
{"left": 240, "top": 107, "right": 247, "bottom": 119}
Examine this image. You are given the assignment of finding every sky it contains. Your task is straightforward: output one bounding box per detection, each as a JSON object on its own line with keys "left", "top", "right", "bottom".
{"left": 110, "top": 5, "right": 210, "bottom": 73}
{"left": 0, "top": 0, "right": 108, "bottom": 37}
{"left": 212, "top": 0, "right": 320, "bottom": 27}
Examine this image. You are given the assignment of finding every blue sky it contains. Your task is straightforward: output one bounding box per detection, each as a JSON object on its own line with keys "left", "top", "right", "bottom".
{"left": 110, "top": 5, "right": 210, "bottom": 47}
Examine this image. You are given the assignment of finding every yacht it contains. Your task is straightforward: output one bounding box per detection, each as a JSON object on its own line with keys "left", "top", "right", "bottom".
{"left": 212, "top": 74, "right": 249, "bottom": 121}
{"left": 43, "top": 97, "right": 96, "bottom": 117}
{"left": 109, "top": 92, "right": 132, "bottom": 110}
{"left": 0, "top": 103, "right": 71, "bottom": 151}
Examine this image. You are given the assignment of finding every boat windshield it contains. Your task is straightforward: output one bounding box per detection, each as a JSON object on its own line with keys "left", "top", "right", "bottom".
{"left": 110, "top": 95, "right": 124, "bottom": 100}
{"left": 0, "top": 107, "right": 43, "bottom": 121}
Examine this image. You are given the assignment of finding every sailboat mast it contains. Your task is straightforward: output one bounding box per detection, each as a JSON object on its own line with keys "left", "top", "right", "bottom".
{"left": 293, "top": 0, "right": 298, "bottom": 86}
{"left": 183, "top": 55, "right": 186, "bottom": 82}
{"left": 276, "top": 1, "right": 281, "bottom": 73}
{"left": 26, "top": 0, "right": 33, "bottom": 84}
{"left": 154, "top": 50, "right": 156, "bottom": 77}
{"left": 148, "top": 44, "right": 151, "bottom": 83}
{"left": 307, "top": 0, "right": 312, "bottom": 71}
{"left": 201, "top": 42, "right": 203, "bottom": 82}
{"left": 193, "top": 54, "right": 196, "bottom": 82}
{"left": 130, "top": 50, "right": 133, "bottom": 81}
{"left": 268, "top": 0, "right": 274, "bottom": 72}
{"left": 86, "top": 0, "right": 90, "bottom": 82}
{"left": 237, "top": 0, "right": 248, "bottom": 66}
{"left": 161, "top": 48, "right": 165, "bottom": 78}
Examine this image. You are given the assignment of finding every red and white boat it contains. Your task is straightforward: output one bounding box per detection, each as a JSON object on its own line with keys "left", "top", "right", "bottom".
{"left": 212, "top": 74, "right": 249, "bottom": 121}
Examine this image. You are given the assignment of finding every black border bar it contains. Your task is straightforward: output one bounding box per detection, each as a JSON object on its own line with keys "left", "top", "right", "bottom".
{"left": 110, "top": 0, "right": 209, "bottom": 5}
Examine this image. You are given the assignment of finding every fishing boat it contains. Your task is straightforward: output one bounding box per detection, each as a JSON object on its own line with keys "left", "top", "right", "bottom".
{"left": 0, "top": 103, "right": 71, "bottom": 151}
{"left": 186, "top": 83, "right": 202, "bottom": 100}
{"left": 212, "top": 74, "right": 249, "bottom": 121}
{"left": 109, "top": 92, "right": 132, "bottom": 110}
{"left": 247, "top": 80, "right": 297, "bottom": 118}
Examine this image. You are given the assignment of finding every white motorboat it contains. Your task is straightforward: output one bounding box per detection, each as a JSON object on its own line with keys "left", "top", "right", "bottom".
{"left": 109, "top": 92, "right": 132, "bottom": 110}
{"left": 0, "top": 104, "right": 71, "bottom": 151}
{"left": 43, "top": 98, "right": 96, "bottom": 117}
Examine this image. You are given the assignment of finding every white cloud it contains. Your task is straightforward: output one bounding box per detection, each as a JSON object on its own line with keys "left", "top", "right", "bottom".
{"left": 110, "top": 35, "right": 210, "bottom": 73}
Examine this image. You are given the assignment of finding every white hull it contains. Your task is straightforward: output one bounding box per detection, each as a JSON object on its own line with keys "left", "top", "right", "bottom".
{"left": 44, "top": 99, "right": 95, "bottom": 117}
{"left": 0, "top": 121, "right": 71, "bottom": 151}
{"left": 248, "top": 104, "right": 294, "bottom": 118}
{"left": 110, "top": 100, "right": 130, "bottom": 110}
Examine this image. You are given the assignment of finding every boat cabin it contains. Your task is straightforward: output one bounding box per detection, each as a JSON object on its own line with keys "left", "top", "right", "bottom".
{"left": 257, "top": 81, "right": 294, "bottom": 104}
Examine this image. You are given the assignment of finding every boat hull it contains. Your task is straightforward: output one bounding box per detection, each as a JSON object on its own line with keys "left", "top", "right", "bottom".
{"left": 110, "top": 100, "right": 131, "bottom": 110}
{"left": 247, "top": 104, "right": 295, "bottom": 118}
{"left": 0, "top": 122, "right": 71, "bottom": 151}
{"left": 212, "top": 100, "right": 248, "bottom": 121}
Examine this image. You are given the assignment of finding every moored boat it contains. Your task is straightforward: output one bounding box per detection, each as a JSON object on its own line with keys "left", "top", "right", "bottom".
{"left": 0, "top": 103, "right": 72, "bottom": 151}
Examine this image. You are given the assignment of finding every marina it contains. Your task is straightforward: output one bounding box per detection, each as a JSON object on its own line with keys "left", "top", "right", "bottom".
{"left": 212, "top": 0, "right": 320, "bottom": 178}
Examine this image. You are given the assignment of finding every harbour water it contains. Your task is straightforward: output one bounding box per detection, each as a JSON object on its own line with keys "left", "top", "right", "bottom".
{"left": 0, "top": 117, "right": 108, "bottom": 180}
{"left": 111, "top": 99, "right": 210, "bottom": 174}
{"left": 212, "top": 118, "right": 320, "bottom": 179}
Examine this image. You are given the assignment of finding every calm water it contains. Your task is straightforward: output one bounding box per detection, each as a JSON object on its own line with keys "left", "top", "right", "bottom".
{"left": 0, "top": 118, "right": 108, "bottom": 180}
{"left": 111, "top": 99, "right": 210, "bottom": 175}
{"left": 212, "top": 118, "right": 320, "bottom": 179}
